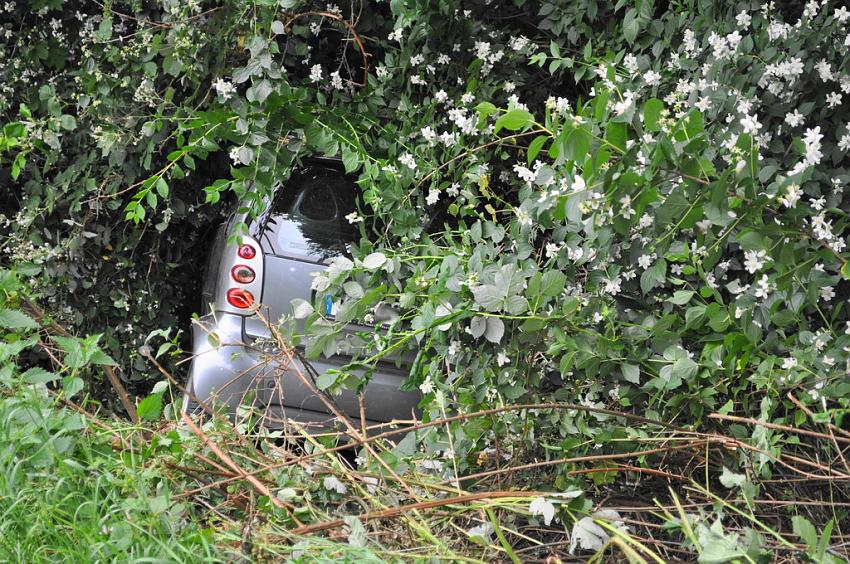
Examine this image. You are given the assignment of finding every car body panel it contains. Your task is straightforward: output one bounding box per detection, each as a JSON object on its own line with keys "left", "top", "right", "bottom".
{"left": 184, "top": 159, "right": 421, "bottom": 429}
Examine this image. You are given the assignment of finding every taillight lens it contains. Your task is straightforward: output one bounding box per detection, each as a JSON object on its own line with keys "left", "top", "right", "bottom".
{"left": 238, "top": 244, "right": 256, "bottom": 259}
{"left": 226, "top": 288, "right": 254, "bottom": 308}
{"left": 231, "top": 265, "right": 255, "bottom": 284}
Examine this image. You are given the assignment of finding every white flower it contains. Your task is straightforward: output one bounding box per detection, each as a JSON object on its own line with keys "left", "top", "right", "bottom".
{"left": 736, "top": 10, "right": 751, "bottom": 28}
{"left": 213, "top": 78, "right": 235, "bottom": 100}
{"left": 461, "top": 92, "right": 475, "bottom": 105}
{"left": 837, "top": 6, "right": 850, "bottom": 23}
{"left": 504, "top": 81, "right": 516, "bottom": 92}
{"left": 839, "top": 134, "right": 850, "bottom": 152}
{"left": 425, "top": 188, "right": 440, "bottom": 206}
{"left": 545, "top": 242, "right": 562, "bottom": 259}
{"left": 754, "top": 274, "right": 773, "bottom": 300}
{"left": 781, "top": 357, "right": 798, "bottom": 370}
{"left": 323, "top": 476, "right": 348, "bottom": 494}
{"left": 446, "top": 182, "right": 460, "bottom": 197}
{"left": 434, "top": 89, "right": 448, "bottom": 103}
{"left": 420, "top": 126, "right": 437, "bottom": 142}
{"left": 388, "top": 28, "right": 403, "bottom": 42}
{"left": 603, "top": 277, "right": 622, "bottom": 295}
{"left": 637, "top": 253, "right": 654, "bottom": 269}
{"left": 784, "top": 109, "right": 804, "bottom": 128}
{"left": 419, "top": 376, "right": 434, "bottom": 394}
{"left": 497, "top": 350, "right": 510, "bottom": 367}
{"left": 619, "top": 195, "right": 635, "bottom": 219}
{"left": 740, "top": 114, "right": 761, "bottom": 135}
{"left": 644, "top": 70, "right": 661, "bottom": 86}
{"left": 779, "top": 184, "right": 802, "bottom": 208}
{"left": 623, "top": 53, "right": 639, "bottom": 75}
{"left": 529, "top": 497, "right": 556, "bottom": 526}
{"left": 375, "top": 65, "right": 389, "bottom": 78}
{"left": 516, "top": 208, "right": 532, "bottom": 227}
{"left": 309, "top": 64, "right": 323, "bottom": 83}
{"left": 820, "top": 286, "right": 835, "bottom": 302}
{"left": 399, "top": 153, "right": 417, "bottom": 171}
{"left": 345, "top": 211, "right": 364, "bottom": 224}
{"left": 513, "top": 164, "right": 536, "bottom": 183}
{"left": 229, "top": 146, "right": 241, "bottom": 166}
{"left": 827, "top": 92, "right": 843, "bottom": 108}
{"left": 695, "top": 96, "right": 712, "bottom": 112}
{"left": 803, "top": 126, "right": 824, "bottom": 165}
{"left": 329, "top": 71, "right": 343, "bottom": 90}
{"left": 743, "top": 249, "right": 768, "bottom": 274}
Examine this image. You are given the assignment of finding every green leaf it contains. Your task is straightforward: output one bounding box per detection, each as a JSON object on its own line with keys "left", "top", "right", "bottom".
{"left": 362, "top": 252, "right": 387, "bottom": 270}
{"left": 89, "top": 349, "right": 118, "bottom": 366}
{"left": 137, "top": 394, "right": 163, "bottom": 421}
{"left": 476, "top": 101, "right": 498, "bottom": 120}
{"left": 718, "top": 467, "right": 747, "bottom": 489}
{"left": 315, "top": 371, "right": 337, "bottom": 390}
{"left": 622, "top": 363, "right": 640, "bottom": 384}
{"left": 623, "top": 8, "right": 640, "bottom": 44}
{"left": 605, "top": 122, "right": 627, "bottom": 152}
{"left": 495, "top": 109, "right": 535, "bottom": 133}
{"left": 22, "top": 367, "right": 58, "bottom": 384}
{"left": 668, "top": 290, "right": 694, "bottom": 305}
{"left": 527, "top": 135, "right": 548, "bottom": 164}
{"left": 341, "top": 146, "right": 359, "bottom": 173}
{"left": 644, "top": 98, "right": 664, "bottom": 132}
{"left": 541, "top": 271, "right": 566, "bottom": 297}
{"left": 484, "top": 317, "right": 504, "bottom": 344}
{"left": 640, "top": 259, "right": 667, "bottom": 294}
{"left": 0, "top": 308, "right": 38, "bottom": 330}
{"left": 792, "top": 516, "right": 818, "bottom": 551}
{"left": 59, "top": 115, "right": 76, "bottom": 131}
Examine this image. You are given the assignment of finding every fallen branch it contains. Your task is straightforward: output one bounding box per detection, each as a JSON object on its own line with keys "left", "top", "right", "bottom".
{"left": 290, "top": 490, "right": 545, "bottom": 535}
{"left": 180, "top": 411, "right": 301, "bottom": 521}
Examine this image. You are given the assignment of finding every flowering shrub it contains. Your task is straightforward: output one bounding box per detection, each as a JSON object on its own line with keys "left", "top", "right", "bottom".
{"left": 3, "top": 0, "right": 850, "bottom": 557}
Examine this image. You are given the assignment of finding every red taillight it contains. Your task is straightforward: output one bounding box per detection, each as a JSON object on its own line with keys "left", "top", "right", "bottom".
{"left": 231, "top": 265, "right": 255, "bottom": 284}
{"left": 238, "top": 244, "right": 256, "bottom": 259}
{"left": 226, "top": 288, "right": 254, "bottom": 309}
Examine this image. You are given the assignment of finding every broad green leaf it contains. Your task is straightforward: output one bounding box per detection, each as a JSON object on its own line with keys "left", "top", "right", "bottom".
{"left": 644, "top": 98, "right": 664, "bottom": 132}
{"left": 362, "top": 252, "right": 387, "bottom": 270}
{"left": 792, "top": 516, "right": 818, "bottom": 551}
{"left": 138, "top": 394, "right": 163, "bottom": 421}
{"left": 541, "top": 271, "right": 566, "bottom": 297}
{"left": 22, "top": 367, "right": 58, "bottom": 384}
{"left": 495, "top": 109, "right": 534, "bottom": 133}
{"left": 668, "top": 290, "right": 694, "bottom": 305}
{"left": 0, "top": 308, "right": 38, "bottom": 330}
{"left": 605, "top": 122, "right": 627, "bottom": 152}
{"left": 527, "top": 135, "right": 548, "bottom": 164}
{"left": 484, "top": 317, "right": 504, "bottom": 344}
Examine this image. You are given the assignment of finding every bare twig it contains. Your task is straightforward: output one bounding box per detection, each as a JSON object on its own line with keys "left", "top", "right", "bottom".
{"left": 290, "top": 490, "right": 545, "bottom": 535}
{"left": 180, "top": 411, "right": 301, "bottom": 520}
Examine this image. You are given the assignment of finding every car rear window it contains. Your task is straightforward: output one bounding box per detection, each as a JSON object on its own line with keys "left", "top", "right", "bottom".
{"left": 254, "top": 164, "right": 359, "bottom": 261}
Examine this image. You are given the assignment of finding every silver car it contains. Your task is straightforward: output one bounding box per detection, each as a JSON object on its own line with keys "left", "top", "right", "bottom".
{"left": 183, "top": 158, "right": 420, "bottom": 431}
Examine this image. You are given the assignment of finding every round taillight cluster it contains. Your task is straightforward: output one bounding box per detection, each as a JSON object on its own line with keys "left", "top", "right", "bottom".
{"left": 238, "top": 244, "right": 256, "bottom": 259}
{"left": 231, "top": 264, "right": 255, "bottom": 284}
{"left": 226, "top": 288, "right": 254, "bottom": 309}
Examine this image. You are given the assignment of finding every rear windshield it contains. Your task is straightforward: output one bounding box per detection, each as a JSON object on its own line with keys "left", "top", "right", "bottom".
{"left": 253, "top": 165, "right": 359, "bottom": 262}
